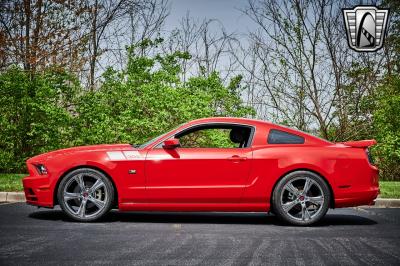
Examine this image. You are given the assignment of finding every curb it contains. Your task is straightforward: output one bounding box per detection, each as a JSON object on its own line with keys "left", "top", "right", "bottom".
{"left": 0, "top": 192, "right": 25, "bottom": 203}
{"left": 369, "top": 198, "right": 400, "bottom": 208}
{"left": 1, "top": 192, "right": 400, "bottom": 207}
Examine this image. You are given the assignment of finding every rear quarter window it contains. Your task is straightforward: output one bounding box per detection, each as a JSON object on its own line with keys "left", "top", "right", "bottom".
{"left": 267, "top": 129, "right": 305, "bottom": 144}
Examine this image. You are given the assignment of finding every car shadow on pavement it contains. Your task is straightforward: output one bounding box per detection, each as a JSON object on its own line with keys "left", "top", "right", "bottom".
{"left": 28, "top": 210, "right": 377, "bottom": 226}
{"left": 318, "top": 214, "right": 377, "bottom": 226}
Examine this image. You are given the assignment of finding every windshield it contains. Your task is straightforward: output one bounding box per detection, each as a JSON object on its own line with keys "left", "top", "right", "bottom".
{"left": 137, "top": 132, "right": 169, "bottom": 149}
{"left": 137, "top": 124, "right": 184, "bottom": 149}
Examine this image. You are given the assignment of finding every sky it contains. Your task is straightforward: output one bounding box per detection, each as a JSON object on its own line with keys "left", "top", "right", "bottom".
{"left": 165, "top": 0, "right": 256, "bottom": 35}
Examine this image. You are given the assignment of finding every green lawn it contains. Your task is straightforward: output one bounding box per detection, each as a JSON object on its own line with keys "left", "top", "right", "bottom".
{"left": 0, "top": 174, "right": 399, "bottom": 198}
{"left": 0, "top": 173, "right": 26, "bottom": 192}
{"left": 379, "top": 181, "right": 400, "bottom": 199}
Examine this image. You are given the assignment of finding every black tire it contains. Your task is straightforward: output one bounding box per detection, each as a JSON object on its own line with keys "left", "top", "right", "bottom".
{"left": 57, "top": 168, "right": 114, "bottom": 222}
{"left": 272, "top": 170, "right": 330, "bottom": 226}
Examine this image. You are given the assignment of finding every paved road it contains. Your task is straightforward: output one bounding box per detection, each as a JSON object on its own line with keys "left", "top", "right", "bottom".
{"left": 0, "top": 203, "right": 399, "bottom": 265}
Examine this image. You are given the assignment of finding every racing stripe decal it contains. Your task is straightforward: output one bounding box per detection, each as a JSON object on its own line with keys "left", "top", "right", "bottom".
{"left": 107, "top": 151, "right": 126, "bottom": 160}
{"left": 123, "top": 151, "right": 141, "bottom": 159}
{"left": 107, "top": 151, "right": 141, "bottom": 161}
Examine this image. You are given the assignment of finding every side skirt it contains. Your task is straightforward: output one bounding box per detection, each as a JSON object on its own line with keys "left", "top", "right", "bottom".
{"left": 118, "top": 202, "right": 269, "bottom": 212}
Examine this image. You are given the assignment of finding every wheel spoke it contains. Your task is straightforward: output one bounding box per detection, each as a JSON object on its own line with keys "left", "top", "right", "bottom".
{"left": 302, "top": 177, "right": 313, "bottom": 195}
{"left": 62, "top": 172, "right": 112, "bottom": 219}
{"left": 282, "top": 200, "right": 299, "bottom": 213}
{"left": 64, "top": 192, "right": 80, "bottom": 201}
{"left": 307, "top": 196, "right": 324, "bottom": 206}
{"left": 280, "top": 175, "right": 326, "bottom": 223}
{"left": 88, "top": 196, "right": 105, "bottom": 210}
{"left": 77, "top": 199, "right": 87, "bottom": 218}
{"left": 301, "top": 204, "right": 311, "bottom": 221}
{"left": 75, "top": 174, "right": 85, "bottom": 191}
{"left": 89, "top": 179, "right": 105, "bottom": 194}
{"left": 285, "top": 183, "right": 300, "bottom": 196}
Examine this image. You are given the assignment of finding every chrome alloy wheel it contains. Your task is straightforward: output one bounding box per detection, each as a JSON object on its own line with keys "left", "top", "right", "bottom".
{"left": 62, "top": 173, "right": 108, "bottom": 219}
{"left": 280, "top": 177, "right": 325, "bottom": 222}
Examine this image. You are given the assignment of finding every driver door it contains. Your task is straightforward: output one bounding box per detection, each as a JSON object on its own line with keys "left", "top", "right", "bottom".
{"left": 144, "top": 124, "right": 253, "bottom": 203}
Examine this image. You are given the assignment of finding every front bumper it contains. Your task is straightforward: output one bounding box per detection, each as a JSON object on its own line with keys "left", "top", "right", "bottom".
{"left": 22, "top": 175, "right": 54, "bottom": 208}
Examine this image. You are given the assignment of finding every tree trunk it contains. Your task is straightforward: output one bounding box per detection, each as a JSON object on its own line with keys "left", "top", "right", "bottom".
{"left": 89, "top": 0, "right": 99, "bottom": 91}
{"left": 23, "top": 0, "right": 31, "bottom": 74}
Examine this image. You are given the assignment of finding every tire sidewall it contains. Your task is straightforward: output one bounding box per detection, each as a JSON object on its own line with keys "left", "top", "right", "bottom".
{"left": 57, "top": 168, "right": 114, "bottom": 222}
{"left": 272, "top": 171, "right": 330, "bottom": 226}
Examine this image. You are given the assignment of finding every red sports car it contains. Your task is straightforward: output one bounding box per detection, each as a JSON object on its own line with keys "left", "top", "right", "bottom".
{"left": 23, "top": 117, "right": 379, "bottom": 225}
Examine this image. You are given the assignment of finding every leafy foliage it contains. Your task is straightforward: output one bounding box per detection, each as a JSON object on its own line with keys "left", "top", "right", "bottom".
{"left": 0, "top": 67, "right": 78, "bottom": 172}
{"left": 372, "top": 75, "right": 400, "bottom": 181}
{"left": 0, "top": 46, "right": 254, "bottom": 173}
{"left": 74, "top": 45, "right": 254, "bottom": 146}
{"left": 180, "top": 129, "right": 236, "bottom": 148}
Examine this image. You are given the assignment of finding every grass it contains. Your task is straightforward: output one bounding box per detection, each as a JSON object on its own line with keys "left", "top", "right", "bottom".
{"left": 0, "top": 173, "right": 399, "bottom": 198}
{"left": 379, "top": 181, "right": 400, "bottom": 199}
{"left": 0, "top": 174, "right": 26, "bottom": 192}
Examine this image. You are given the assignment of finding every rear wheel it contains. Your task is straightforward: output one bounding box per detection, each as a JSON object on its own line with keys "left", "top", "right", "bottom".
{"left": 57, "top": 168, "right": 114, "bottom": 222}
{"left": 272, "top": 171, "right": 330, "bottom": 226}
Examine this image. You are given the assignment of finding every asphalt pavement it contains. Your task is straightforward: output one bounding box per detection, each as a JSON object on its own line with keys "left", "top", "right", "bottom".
{"left": 0, "top": 203, "right": 399, "bottom": 265}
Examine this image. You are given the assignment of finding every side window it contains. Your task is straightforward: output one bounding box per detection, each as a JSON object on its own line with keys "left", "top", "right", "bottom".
{"left": 175, "top": 125, "right": 252, "bottom": 148}
{"left": 179, "top": 128, "right": 237, "bottom": 148}
{"left": 267, "top": 129, "right": 304, "bottom": 144}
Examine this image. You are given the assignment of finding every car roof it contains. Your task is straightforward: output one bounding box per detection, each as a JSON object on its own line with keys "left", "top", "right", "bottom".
{"left": 188, "top": 117, "right": 274, "bottom": 126}
{"left": 186, "top": 117, "right": 332, "bottom": 145}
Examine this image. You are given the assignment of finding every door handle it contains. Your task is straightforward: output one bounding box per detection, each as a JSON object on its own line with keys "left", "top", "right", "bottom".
{"left": 227, "top": 155, "right": 247, "bottom": 162}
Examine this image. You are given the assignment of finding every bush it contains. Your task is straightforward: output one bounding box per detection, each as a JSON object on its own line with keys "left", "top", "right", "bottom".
{"left": 372, "top": 75, "right": 400, "bottom": 181}
{"left": 0, "top": 47, "right": 254, "bottom": 173}
{"left": 0, "top": 67, "right": 79, "bottom": 172}
{"left": 73, "top": 47, "right": 254, "bottom": 147}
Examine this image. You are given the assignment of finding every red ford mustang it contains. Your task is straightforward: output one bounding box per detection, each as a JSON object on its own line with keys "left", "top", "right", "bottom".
{"left": 23, "top": 117, "right": 379, "bottom": 225}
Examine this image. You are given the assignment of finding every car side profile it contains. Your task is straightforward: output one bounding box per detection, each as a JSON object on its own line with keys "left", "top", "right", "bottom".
{"left": 23, "top": 117, "right": 379, "bottom": 225}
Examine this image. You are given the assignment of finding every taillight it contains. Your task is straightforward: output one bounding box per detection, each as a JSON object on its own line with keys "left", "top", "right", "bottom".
{"left": 366, "top": 149, "right": 374, "bottom": 165}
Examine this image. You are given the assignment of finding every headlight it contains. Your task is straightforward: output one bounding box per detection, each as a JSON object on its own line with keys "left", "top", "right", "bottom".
{"left": 35, "top": 164, "right": 48, "bottom": 175}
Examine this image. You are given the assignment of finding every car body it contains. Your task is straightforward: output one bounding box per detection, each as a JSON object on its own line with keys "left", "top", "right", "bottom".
{"left": 23, "top": 117, "right": 379, "bottom": 225}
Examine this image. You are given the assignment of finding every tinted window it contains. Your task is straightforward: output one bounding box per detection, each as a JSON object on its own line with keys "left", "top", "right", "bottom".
{"left": 267, "top": 129, "right": 304, "bottom": 144}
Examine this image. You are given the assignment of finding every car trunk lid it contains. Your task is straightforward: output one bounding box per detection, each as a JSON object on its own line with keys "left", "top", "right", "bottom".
{"left": 338, "top": 139, "right": 377, "bottom": 165}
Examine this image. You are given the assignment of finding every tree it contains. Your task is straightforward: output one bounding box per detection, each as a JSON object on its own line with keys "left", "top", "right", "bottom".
{"left": 0, "top": 0, "right": 89, "bottom": 75}
{"left": 0, "top": 67, "right": 79, "bottom": 172}
{"left": 372, "top": 75, "right": 400, "bottom": 180}
{"left": 82, "top": 0, "right": 170, "bottom": 90}
{"left": 165, "top": 13, "right": 237, "bottom": 83}
{"left": 383, "top": 0, "right": 400, "bottom": 74}
{"left": 74, "top": 41, "right": 254, "bottom": 146}
{"left": 237, "top": 0, "right": 390, "bottom": 141}
{"left": 83, "top": 0, "right": 127, "bottom": 90}
{"left": 240, "top": 0, "right": 340, "bottom": 137}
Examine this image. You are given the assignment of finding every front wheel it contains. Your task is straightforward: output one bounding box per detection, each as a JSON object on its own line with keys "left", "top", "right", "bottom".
{"left": 57, "top": 168, "right": 114, "bottom": 222}
{"left": 272, "top": 171, "right": 330, "bottom": 226}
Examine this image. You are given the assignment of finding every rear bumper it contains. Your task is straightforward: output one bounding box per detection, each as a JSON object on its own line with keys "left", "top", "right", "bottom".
{"left": 22, "top": 175, "right": 54, "bottom": 208}
{"left": 334, "top": 187, "right": 379, "bottom": 208}
{"left": 334, "top": 164, "right": 380, "bottom": 208}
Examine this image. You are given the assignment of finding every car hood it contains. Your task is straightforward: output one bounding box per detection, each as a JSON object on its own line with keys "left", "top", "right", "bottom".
{"left": 27, "top": 144, "right": 135, "bottom": 163}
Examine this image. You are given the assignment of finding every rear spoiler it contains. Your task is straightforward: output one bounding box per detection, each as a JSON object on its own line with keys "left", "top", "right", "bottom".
{"left": 339, "top": 139, "right": 377, "bottom": 148}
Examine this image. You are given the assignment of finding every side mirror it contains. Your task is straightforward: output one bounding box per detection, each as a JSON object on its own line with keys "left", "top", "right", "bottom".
{"left": 163, "top": 138, "right": 180, "bottom": 149}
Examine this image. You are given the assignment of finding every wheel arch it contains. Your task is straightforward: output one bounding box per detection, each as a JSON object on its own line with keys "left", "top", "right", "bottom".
{"left": 53, "top": 165, "right": 119, "bottom": 207}
{"left": 270, "top": 168, "right": 335, "bottom": 209}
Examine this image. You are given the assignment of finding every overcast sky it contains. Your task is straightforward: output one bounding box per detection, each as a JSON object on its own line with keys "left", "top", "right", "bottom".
{"left": 165, "top": 0, "right": 256, "bottom": 34}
